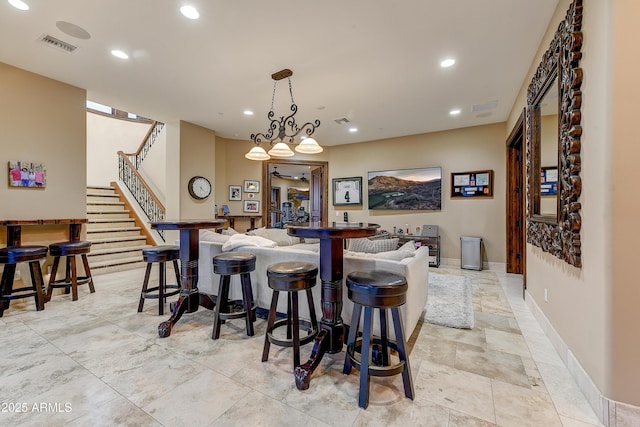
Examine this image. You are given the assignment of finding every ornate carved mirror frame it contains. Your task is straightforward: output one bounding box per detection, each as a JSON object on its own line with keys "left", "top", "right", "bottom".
{"left": 526, "top": 0, "right": 583, "bottom": 267}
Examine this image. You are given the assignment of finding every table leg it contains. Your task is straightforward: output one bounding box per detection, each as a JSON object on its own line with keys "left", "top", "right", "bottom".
{"left": 7, "top": 225, "right": 21, "bottom": 246}
{"left": 294, "top": 238, "right": 345, "bottom": 390}
{"left": 158, "top": 229, "right": 200, "bottom": 337}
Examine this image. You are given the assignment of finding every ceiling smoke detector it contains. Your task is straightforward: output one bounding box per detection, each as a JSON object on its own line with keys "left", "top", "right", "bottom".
{"left": 39, "top": 34, "right": 78, "bottom": 54}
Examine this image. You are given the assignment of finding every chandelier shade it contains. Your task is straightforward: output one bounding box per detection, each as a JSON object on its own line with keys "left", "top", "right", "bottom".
{"left": 246, "top": 69, "right": 321, "bottom": 161}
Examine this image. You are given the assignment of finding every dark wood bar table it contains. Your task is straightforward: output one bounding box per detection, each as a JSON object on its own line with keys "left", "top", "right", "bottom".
{"left": 1, "top": 218, "right": 87, "bottom": 246}
{"left": 286, "top": 221, "right": 380, "bottom": 390}
{"left": 150, "top": 219, "right": 225, "bottom": 338}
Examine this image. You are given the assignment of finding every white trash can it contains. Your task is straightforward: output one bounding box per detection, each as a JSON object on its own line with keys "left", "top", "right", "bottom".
{"left": 460, "top": 236, "right": 483, "bottom": 270}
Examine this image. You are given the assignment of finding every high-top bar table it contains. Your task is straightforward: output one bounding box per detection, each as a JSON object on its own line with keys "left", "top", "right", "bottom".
{"left": 151, "top": 219, "right": 225, "bottom": 337}
{"left": 286, "top": 221, "right": 380, "bottom": 390}
{"left": 1, "top": 219, "right": 87, "bottom": 246}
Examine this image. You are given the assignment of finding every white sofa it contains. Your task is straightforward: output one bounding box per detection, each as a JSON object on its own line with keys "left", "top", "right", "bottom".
{"left": 196, "top": 234, "right": 429, "bottom": 339}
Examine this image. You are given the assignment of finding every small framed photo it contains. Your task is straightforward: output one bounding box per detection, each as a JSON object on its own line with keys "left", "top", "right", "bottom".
{"left": 243, "top": 200, "right": 260, "bottom": 213}
{"left": 9, "top": 160, "right": 47, "bottom": 188}
{"left": 333, "top": 176, "right": 362, "bottom": 206}
{"left": 229, "top": 185, "right": 242, "bottom": 201}
{"left": 244, "top": 180, "right": 260, "bottom": 193}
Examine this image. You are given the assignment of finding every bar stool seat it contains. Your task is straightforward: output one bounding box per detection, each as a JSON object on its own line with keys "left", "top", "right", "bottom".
{"left": 262, "top": 261, "right": 319, "bottom": 369}
{"left": 0, "top": 245, "right": 48, "bottom": 317}
{"left": 138, "top": 245, "right": 181, "bottom": 315}
{"left": 46, "top": 240, "right": 95, "bottom": 302}
{"left": 343, "top": 270, "right": 414, "bottom": 409}
{"left": 211, "top": 252, "right": 257, "bottom": 339}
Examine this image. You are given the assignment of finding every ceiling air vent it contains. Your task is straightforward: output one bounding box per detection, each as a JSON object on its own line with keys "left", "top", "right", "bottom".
{"left": 39, "top": 34, "right": 77, "bottom": 53}
{"left": 334, "top": 117, "right": 350, "bottom": 125}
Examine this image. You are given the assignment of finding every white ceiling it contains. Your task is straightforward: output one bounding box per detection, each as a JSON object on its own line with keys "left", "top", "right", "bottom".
{"left": 0, "top": 0, "right": 558, "bottom": 148}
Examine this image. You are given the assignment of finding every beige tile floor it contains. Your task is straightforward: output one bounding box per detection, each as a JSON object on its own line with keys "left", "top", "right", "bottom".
{"left": 0, "top": 266, "right": 604, "bottom": 426}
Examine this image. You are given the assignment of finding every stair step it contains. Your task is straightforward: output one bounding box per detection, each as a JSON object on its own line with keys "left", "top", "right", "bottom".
{"left": 87, "top": 219, "right": 136, "bottom": 230}
{"left": 88, "top": 236, "right": 148, "bottom": 249}
{"left": 87, "top": 201, "right": 125, "bottom": 212}
{"left": 87, "top": 186, "right": 116, "bottom": 196}
{"left": 87, "top": 227, "right": 142, "bottom": 239}
{"left": 88, "top": 246, "right": 148, "bottom": 263}
{"left": 87, "top": 211, "right": 132, "bottom": 219}
{"left": 89, "top": 258, "right": 148, "bottom": 275}
{"left": 87, "top": 194, "right": 120, "bottom": 202}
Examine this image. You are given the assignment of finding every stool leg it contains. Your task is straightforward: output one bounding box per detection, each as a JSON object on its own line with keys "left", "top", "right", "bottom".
{"left": 343, "top": 303, "right": 362, "bottom": 375}
{"left": 0, "top": 264, "right": 16, "bottom": 316}
{"left": 292, "top": 290, "right": 300, "bottom": 368}
{"left": 240, "top": 272, "right": 254, "bottom": 336}
{"left": 46, "top": 256, "right": 61, "bottom": 302}
{"left": 379, "top": 308, "right": 390, "bottom": 366}
{"left": 286, "top": 292, "right": 293, "bottom": 340}
{"left": 359, "top": 306, "right": 373, "bottom": 409}
{"left": 262, "top": 290, "right": 280, "bottom": 362}
{"left": 69, "top": 255, "right": 79, "bottom": 301}
{"left": 158, "top": 261, "right": 166, "bottom": 316}
{"left": 28, "top": 260, "right": 46, "bottom": 311}
{"left": 81, "top": 254, "right": 95, "bottom": 293}
{"left": 138, "top": 263, "right": 153, "bottom": 312}
{"left": 64, "top": 256, "right": 72, "bottom": 295}
{"left": 391, "top": 307, "right": 414, "bottom": 400}
{"left": 212, "top": 275, "right": 230, "bottom": 340}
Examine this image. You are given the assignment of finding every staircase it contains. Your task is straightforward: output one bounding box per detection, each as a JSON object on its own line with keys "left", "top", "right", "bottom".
{"left": 86, "top": 186, "right": 151, "bottom": 274}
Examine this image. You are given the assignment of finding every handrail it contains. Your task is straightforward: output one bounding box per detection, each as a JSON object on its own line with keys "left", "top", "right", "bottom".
{"left": 121, "top": 121, "right": 165, "bottom": 169}
{"left": 117, "top": 151, "right": 166, "bottom": 240}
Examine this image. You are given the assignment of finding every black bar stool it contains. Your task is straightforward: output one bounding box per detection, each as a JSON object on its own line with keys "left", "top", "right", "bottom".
{"left": 0, "top": 245, "right": 48, "bottom": 317}
{"left": 138, "top": 245, "right": 181, "bottom": 315}
{"left": 211, "top": 252, "right": 257, "bottom": 339}
{"left": 343, "top": 270, "right": 414, "bottom": 409}
{"left": 46, "top": 240, "right": 95, "bottom": 302}
{"left": 262, "top": 261, "right": 319, "bottom": 369}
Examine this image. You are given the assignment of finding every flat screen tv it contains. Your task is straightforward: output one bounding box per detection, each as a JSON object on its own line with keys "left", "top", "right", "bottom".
{"left": 367, "top": 167, "right": 441, "bottom": 210}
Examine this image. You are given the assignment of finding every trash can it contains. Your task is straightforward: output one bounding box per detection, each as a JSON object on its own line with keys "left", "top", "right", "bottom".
{"left": 460, "top": 236, "right": 483, "bottom": 270}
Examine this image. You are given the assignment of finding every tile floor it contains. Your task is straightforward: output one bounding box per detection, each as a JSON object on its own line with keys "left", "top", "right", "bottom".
{"left": 0, "top": 266, "right": 604, "bottom": 426}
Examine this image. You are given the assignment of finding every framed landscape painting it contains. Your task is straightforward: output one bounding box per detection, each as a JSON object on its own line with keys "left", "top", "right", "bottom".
{"left": 367, "top": 167, "right": 441, "bottom": 210}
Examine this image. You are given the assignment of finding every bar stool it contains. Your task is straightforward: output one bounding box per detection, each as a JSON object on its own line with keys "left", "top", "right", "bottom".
{"left": 211, "top": 252, "right": 257, "bottom": 339}
{"left": 46, "top": 240, "right": 95, "bottom": 302}
{"left": 0, "top": 245, "right": 48, "bottom": 317}
{"left": 138, "top": 245, "right": 181, "bottom": 315}
{"left": 262, "top": 261, "right": 319, "bottom": 369}
{"left": 343, "top": 270, "right": 414, "bottom": 409}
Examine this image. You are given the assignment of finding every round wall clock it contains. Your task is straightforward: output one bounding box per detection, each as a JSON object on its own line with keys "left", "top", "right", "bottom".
{"left": 187, "top": 176, "right": 211, "bottom": 200}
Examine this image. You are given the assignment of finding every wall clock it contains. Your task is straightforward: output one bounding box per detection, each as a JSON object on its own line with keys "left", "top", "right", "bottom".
{"left": 187, "top": 176, "right": 211, "bottom": 200}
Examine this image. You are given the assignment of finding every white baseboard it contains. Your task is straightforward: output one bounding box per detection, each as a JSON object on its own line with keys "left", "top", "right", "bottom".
{"left": 525, "top": 291, "right": 640, "bottom": 426}
{"left": 438, "top": 257, "right": 505, "bottom": 272}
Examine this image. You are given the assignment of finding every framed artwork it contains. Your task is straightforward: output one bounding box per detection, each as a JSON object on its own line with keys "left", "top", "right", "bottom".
{"left": 540, "top": 166, "right": 558, "bottom": 196}
{"left": 8, "top": 160, "right": 47, "bottom": 188}
{"left": 243, "top": 200, "right": 260, "bottom": 213}
{"left": 368, "top": 167, "right": 441, "bottom": 210}
{"left": 451, "top": 170, "right": 493, "bottom": 198}
{"left": 229, "top": 185, "right": 242, "bottom": 201}
{"left": 333, "top": 177, "right": 362, "bottom": 206}
{"left": 244, "top": 180, "right": 260, "bottom": 193}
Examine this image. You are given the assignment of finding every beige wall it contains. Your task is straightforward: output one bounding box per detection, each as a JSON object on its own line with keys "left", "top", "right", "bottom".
{"left": 179, "top": 121, "right": 216, "bottom": 219}
{"left": 0, "top": 62, "right": 87, "bottom": 246}
{"left": 506, "top": 0, "right": 639, "bottom": 406}
{"left": 328, "top": 123, "right": 507, "bottom": 264}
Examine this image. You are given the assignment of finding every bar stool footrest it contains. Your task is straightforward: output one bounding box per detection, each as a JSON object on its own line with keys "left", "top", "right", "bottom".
{"left": 141, "top": 284, "right": 181, "bottom": 300}
{"left": 346, "top": 337, "right": 406, "bottom": 377}
{"left": 266, "top": 317, "right": 318, "bottom": 348}
{"left": 216, "top": 299, "right": 257, "bottom": 321}
{"left": 48, "top": 276, "right": 92, "bottom": 288}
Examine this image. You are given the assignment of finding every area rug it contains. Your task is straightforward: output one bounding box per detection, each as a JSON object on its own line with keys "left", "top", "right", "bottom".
{"left": 423, "top": 272, "right": 474, "bottom": 329}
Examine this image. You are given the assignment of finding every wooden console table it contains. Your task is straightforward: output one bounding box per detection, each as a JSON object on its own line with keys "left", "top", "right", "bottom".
{"left": 1, "top": 219, "right": 87, "bottom": 246}
{"left": 215, "top": 215, "right": 261, "bottom": 231}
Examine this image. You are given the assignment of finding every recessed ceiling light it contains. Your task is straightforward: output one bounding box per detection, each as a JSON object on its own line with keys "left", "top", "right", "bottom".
{"left": 440, "top": 58, "right": 455, "bottom": 68}
{"left": 180, "top": 5, "right": 200, "bottom": 19}
{"left": 449, "top": 109, "right": 461, "bottom": 116}
{"left": 111, "top": 49, "right": 129, "bottom": 59}
{"left": 243, "top": 110, "right": 254, "bottom": 116}
{"left": 349, "top": 127, "right": 358, "bottom": 133}
{"left": 8, "top": 0, "right": 29, "bottom": 10}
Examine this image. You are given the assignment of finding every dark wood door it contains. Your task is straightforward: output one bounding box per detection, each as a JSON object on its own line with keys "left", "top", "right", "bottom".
{"left": 310, "top": 167, "right": 322, "bottom": 223}
{"left": 506, "top": 110, "right": 526, "bottom": 283}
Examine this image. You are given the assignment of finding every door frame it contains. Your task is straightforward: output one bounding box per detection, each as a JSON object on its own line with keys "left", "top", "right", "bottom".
{"left": 506, "top": 109, "right": 526, "bottom": 291}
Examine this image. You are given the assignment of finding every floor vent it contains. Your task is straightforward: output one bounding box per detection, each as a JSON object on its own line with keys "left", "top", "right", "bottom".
{"left": 39, "top": 34, "right": 77, "bottom": 53}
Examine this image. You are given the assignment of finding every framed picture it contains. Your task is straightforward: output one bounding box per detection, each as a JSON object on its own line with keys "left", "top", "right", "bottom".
{"left": 243, "top": 200, "right": 260, "bottom": 213}
{"left": 450, "top": 170, "right": 493, "bottom": 198}
{"left": 333, "top": 177, "right": 362, "bottom": 206}
{"left": 368, "top": 167, "right": 441, "bottom": 210}
{"left": 229, "top": 185, "right": 242, "bottom": 201}
{"left": 244, "top": 180, "right": 260, "bottom": 193}
{"left": 8, "top": 160, "right": 47, "bottom": 188}
{"left": 540, "top": 166, "right": 558, "bottom": 196}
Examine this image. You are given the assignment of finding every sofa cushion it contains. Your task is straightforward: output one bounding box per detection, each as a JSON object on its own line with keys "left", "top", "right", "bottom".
{"left": 248, "top": 227, "right": 302, "bottom": 246}
{"left": 348, "top": 237, "right": 399, "bottom": 253}
{"left": 200, "top": 229, "right": 230, "bottom": 243}
{"left": 346, "top": 249, "right": 415, "bottom": 261}
{"left": 221, "top": 227, "right": 239, "bottom": 236}
{"left": 221, "top": 234, "right": 277, "bottom": 251}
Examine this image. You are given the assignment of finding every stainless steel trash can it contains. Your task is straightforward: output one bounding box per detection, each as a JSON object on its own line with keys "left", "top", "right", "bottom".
{"left": 460, "top": 236, "right": 482, "bottom": 270}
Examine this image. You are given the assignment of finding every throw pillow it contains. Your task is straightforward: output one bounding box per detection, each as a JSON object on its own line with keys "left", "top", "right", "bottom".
{"left": 249, "top": 227, "right": 301, "bottom": 246}
{"left": 398, "top": 240, "right": 416, "bottom": 252}
{"left": 200, "top": 229, "right": 230, "bottom": 243}
{"left": 348, "top": 237, "right": 399, "bottom": 253}
{"left": 221, "top": 227, "right": 238, "bottom": 236}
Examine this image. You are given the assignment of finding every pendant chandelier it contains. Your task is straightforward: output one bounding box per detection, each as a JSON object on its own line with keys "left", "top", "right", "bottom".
{"left": 246, "top": 69, "right": 322, "bottom": 161}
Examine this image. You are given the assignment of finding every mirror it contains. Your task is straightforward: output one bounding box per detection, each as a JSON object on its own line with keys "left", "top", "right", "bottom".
{"left": 526, "top": 0, "right": 583, "bottom": 267}
{"left": 261, "top": 159, "right": 328, "bottom": 228}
